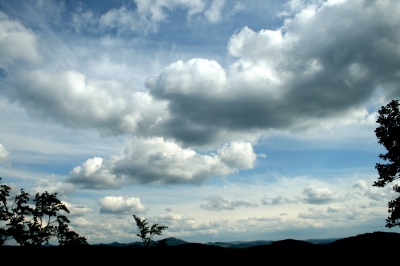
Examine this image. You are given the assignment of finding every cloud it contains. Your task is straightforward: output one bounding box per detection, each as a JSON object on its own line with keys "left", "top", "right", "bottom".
{"left": 353, "top": 180, "right": 387, "bottom": 201}
{"left": 353, "top": 180, "right": 369, "bottom": 191}
{"left": 71, "top": 0, "right": 207, "bottom": 34}
{"left": 0, "top": 143, "right": 9, "bottom": 162}
{"left": 72, "top": 217, "right": 94, "bottom": 227}
{"left": 261, "top": 194, "right": 297, "bottom": 205}
{"left": 151, "top": 213, "right": 195, "bottom": 222}
{"left": 0, "top": 11, "right": 41, "bottom": 69}
{"left": 64, "top": 203, "right": 94, "bottom": 217}
{"left": 301, "top": 185, "right": 339, "bottom": 204}
{"left": 278, "top": 0, "right": 324, "bottom": 17}
{"left": 99, "top": 196, "right": 147, "bottom": 215}
{"left": 28, "top": 176, "right": 75, "bottom": 200}
{"left": 218, "top": 141, "right": 256, "bottom": 169}
{"left": 10, "top": 69, "right": 167, "bottom": 136}
{"left": 68, "top": 157, "right": 126, "bottom": 189}
{"left": 68, "top": 138, "right": 257, "bottom": 188}
{"left": 297, "top": 204, "right": 368, "bottom": 223}
{"left": 200, "top": 195, "right": 258, "bottom": 211}
{"left": 150, "top": 213, "right": 226, "bottom": 233}
{"left": 205, "top": 0, "right": 225, "bottom": 23}
{"left": 145, "top": 0, "right": 400, "bottom": 146}
{"left": 165, "top": 207, "right": 172, "bottom": 212}
{"left": 236, "top": 216, "right": 283, "bottom": 231}
{"left": 7, "top": 0, "right": 399, "bottom": 149}
{"left": 71, "top": 9, "right": 97, "bottom": 33}
{"left": 99, "top": 6, "right": 143, "bottom": 32}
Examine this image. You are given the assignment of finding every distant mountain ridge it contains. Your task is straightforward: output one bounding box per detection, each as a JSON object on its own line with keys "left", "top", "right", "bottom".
{"left": 92, "top": 232, "right": 400, "bottom": 249}
{"left": 205, "top": 238, "right": 339, "bottom": 248}
{"left": 96, "top": 237, "right": 189, "bottom": 247}
{"left": 96, "top": 236, "right": 339, "bottom": 248}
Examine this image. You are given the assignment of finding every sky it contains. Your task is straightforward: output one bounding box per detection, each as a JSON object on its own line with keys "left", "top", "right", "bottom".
{"left": 1, "top": 0, "right": 400, "bottom": 244}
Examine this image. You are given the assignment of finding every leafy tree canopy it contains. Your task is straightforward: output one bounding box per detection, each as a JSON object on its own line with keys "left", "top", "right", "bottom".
{"left": 0, "top": 177, "right": 87, "bottom": 247}
{"left": 374, "top": 99, "right": 400, "bottom": 227}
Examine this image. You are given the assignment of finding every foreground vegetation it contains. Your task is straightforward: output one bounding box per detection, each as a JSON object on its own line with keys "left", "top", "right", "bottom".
{"left": 0, "top": 178, "right": 87, "bottom": 247}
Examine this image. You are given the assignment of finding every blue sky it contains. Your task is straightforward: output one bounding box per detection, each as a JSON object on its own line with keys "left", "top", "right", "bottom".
{"left": 1, "top": 0, "right": 400, "bottom": 244}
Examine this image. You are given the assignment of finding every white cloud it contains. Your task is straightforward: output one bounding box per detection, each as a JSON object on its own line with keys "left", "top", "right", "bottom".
{"left": 10, "top": 69, "right": 167, "bottom": 136}
{"left": 146, "top": 0, "right": 400, "bottom": 145}
{"left": 200, "top": 195, "right": 258, "bottom": 211}
{"left": 99, "top": 196, "right": 147, "bottom": 215}
{"left": 71, "top": 9, "right": 97, "bottom": 32}
{"left": 297, "top": 204, "right": 373, "bottom": 224}
{"left": 151, "top": 213, "right": 195, "bottom": 222}
{"left": 0, "top": 11, "right": 41, "bottom": 69}
{"left": 353, "top": 180, "right": 369, "bottom": 191}
{"left": 353, "top": 180, "right": 387, "bottom": 201}
{"left": 218, "top": 141, "right": 256, "bottom": 169}
{"left": 68, "top": 157, "right": 126, "bottom": 189}
{"left": 261, "top": 194, "right": 297, "bottom": 205}
{"left": 150, "top": 212, "right": 226, "bottom": 234}
{"left": 0, "top": 143, "right": 9, "bottom": 162}
{"left": 72, "top": 217, "right": 94, "bottom": 227}
{"left": 134, "top": 0, "right": 205, "bottom": 23}
{"left": 28, "top": 176, "right": 75, "bottom": 199}
{"left": 68, "top": 138, "right": 257, "bottom": 188}
{"left": 205, "top": 0, "right": 225, "bottom": 23}
{"left": 301, "top": 185, "right": 339, "bottom": 204}
{"left": 236, "top": 216, "right": 284, "bottom": 232}
{"left": 64, "top": 203, "right": 94, "bottom": 217}
{"left": 278, "top": 0, "right": 324, "bottom": 17}
{"left": 73, "top": 0, "right": 207, "bottom": 34}
{"left": 99, "top": 6, "right": 143, "bottom": 32}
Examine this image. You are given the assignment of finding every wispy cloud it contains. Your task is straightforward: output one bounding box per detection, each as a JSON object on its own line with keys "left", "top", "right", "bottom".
{"left": 200, "top": 195, "right": 258, "bottom": 211}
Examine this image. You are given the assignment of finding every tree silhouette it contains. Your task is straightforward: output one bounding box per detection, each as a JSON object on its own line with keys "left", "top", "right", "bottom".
{"left": 56, "top": 215, "right": 88, "bottom": 245}
{"left": 0, "top": 177, "right": 87, "bottom": 246}
{"left": 374, "top": 99, "right": 400, "bottom": 227}
{"left": 0, "top": 178, "right": 13, "bottom": 245}
{"left": 133, "top": 214, "right": 168, "bottom": 247}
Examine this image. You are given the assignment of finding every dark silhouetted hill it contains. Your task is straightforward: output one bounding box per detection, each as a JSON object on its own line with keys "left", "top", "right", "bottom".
{"left": 206, "top": 240, "right": 274, "bottom": 248}
{"left": 159, "top": 237, "right": 189, "bottom": 246}
{"left": 2, "top": 232, "right": 399, "bottom": 263}
{"left": 270, "top": 239, "right": 313, "bottom": 247}
{"left": 305, "top": 238, "right": 339, "bottom": 244}
{"left": 330, "top": 231, "right": 400, "bottom": 247}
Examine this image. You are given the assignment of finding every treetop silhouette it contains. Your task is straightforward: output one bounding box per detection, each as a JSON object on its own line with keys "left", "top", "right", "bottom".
{"left": 374, "top": 99, "right": 400, "bottom": 227}
{"left": 133, "top": 214, "right": 168, "bottom": 247}
{"left": 0, "top": 177, "right": 87, "bottom": 247}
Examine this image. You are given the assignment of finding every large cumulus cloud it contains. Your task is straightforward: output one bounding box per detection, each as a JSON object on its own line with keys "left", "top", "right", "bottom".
{"left": 146, "top": 0, "right": 400, "bottom": 145}
{"left": 10, "top": 69, "right": 167, "bottom": 136}
{"left": 67, "top": 138, "right": 257, "bottom": 188}
{"left": 6, "top": 0, "right": 400, "bottom": 148}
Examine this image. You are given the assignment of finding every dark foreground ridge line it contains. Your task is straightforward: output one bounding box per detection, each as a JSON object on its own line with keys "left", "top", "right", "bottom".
{"left": 1, "top": 231, "right": 400, "bottom": 263}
